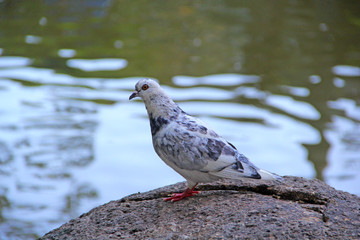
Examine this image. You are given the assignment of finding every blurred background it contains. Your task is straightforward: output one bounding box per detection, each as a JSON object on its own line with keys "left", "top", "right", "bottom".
{"left": 0, "top": 0, "right": 360, "bottom": 239}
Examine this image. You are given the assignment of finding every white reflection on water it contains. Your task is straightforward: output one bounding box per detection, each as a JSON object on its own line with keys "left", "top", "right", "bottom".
{"left": 281, "top": 85, "right": 310, "bottom": 97}
{"left": 235, "top": 86, "right": 267, "bottom": 99}
{"left": 266, "top": 95, "right": 321, "bottom": 120}
{"left": 324, "top": 116, "right": 360, "bottom": 196}
{"left": 162, "top": 86, "right": 233, "bottom": 101}
{"left": 66, "top": 58, "right": 128, "bottom": 71}
{"left": 325, "top": 98, "right": 360, "bottom": 196}
{"left": 173, "top": 73, "right": 260, "bottom": 86}
{"left": 25, "top": 35, "right": 42, "bottom": 45}
{"left": 0, "top": 66, "right": 135, "bottom": 90}
{"left": 333, "top": 77, "right": 345, "bottom": 88}
{"left": 0, "top": 56, "right": 33, "bottom": 68}
{"left": 309, "top": 75, "right": 322, "bottom": 84}
{"left": 58, "top": 49, "right": 77, "bottom": 58}
{"left": 332, "top": 65, "right": 360, "bottom": 77}
{"left": 328, "top": 98, "right": 360, "bottom": 120}
{"left": 102, "top": 77, "right": 147, "bottom": 90}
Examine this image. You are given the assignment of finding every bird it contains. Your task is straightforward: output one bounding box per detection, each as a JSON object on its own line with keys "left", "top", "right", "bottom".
{"left": 129, "top": 78, "right": 282, "bottom": 202}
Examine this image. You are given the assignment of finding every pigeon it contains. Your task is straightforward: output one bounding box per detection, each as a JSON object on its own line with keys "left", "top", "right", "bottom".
{"left": 129, "top": 79, "right": 282, "bottom": 202}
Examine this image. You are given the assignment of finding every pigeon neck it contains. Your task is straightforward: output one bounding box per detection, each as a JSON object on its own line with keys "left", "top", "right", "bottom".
{"left": 143, "top": 94, "right": 180, "bottom": 119}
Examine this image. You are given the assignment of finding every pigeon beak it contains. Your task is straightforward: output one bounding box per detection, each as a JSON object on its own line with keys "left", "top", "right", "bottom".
{"left": 129, "top": 91, "right": 139, "bottom": 100}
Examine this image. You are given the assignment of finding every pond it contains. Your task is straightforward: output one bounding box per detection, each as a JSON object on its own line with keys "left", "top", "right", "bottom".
{"left": 0, "top": 0, "right": 360, "bottom": 239}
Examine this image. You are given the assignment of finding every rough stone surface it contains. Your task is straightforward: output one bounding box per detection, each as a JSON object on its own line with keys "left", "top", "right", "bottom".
{"left": 41, "top": 176, "right": 360, "bottom": 239}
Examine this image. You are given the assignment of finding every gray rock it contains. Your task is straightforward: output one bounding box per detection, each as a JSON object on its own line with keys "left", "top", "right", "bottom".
{"left": 41, "top": 176, "right": 360, "bottom": 239}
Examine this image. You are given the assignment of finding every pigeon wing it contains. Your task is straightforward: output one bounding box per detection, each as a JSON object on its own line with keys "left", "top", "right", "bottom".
{"left": 153, "top": 115, "right": 261, "bottom": 180}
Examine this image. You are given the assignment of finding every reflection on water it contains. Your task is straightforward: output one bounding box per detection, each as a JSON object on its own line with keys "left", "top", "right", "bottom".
{"left": 1, "top": 0, "right": 360, "bottom": 239}
{"left": 67, "top": 58, "right": 128, "bottom": 71}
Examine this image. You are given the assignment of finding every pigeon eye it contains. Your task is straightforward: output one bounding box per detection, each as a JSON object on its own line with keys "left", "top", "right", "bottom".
{"left": 141, "top": 84, "right": 149, "bottom": 91}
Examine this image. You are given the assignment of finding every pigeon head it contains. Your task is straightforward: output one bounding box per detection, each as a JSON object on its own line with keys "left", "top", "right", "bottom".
{"left": 129, "top": 79, "right": 162, "bottom": 101}
{"left": 129, "top": 78, "right": 179, "bottom": 118}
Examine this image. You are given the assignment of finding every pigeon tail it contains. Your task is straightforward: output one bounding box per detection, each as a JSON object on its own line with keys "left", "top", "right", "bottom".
{"left": 258, "top": 169, "right": 283, "bottom": 181}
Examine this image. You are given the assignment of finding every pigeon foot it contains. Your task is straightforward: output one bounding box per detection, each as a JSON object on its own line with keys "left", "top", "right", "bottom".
{"left": 164, "top": 185, "right": 199, "bottom": 202}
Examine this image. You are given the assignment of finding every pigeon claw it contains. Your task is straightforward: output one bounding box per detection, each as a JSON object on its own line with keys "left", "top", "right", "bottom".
{"left": 164, "top": 187, "right": 199, "bottom": 202}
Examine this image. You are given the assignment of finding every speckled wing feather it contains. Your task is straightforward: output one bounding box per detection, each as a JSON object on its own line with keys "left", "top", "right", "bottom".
{"left": 152, "top": 113, "right": 262, "bottom": 180}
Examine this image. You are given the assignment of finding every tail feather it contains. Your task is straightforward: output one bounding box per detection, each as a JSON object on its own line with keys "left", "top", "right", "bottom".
{"left": 258, "top": 169, "right": 283, "bottom": 181}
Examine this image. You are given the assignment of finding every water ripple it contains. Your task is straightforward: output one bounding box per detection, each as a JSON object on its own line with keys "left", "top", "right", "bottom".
{"left": 66, "top": 58, "right": 128, "bottom": 72}
{"left": 173, "top": 73, "right": 260, "bottom": 86}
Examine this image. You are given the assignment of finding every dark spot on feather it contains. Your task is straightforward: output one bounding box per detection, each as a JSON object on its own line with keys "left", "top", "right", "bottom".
{"left": 199, "top": 125, "right": 207, "bottom": 134}
{"left": 232, "top": 161, "right": 244, "bottom": 171}
{"left": 238, "top": 154, "right": 250, "bottom": 164}
{"left": 209, "top": 130, "right": 219, "bottom": 137}
{"left": 173, "top": 106, "right": 186, "bottom": 115}
{"left": 223, "top": 145, "right": 236, "bottom": 156}
{"left": 179, "top": 121, "right": 197, "bottom": 132}
{"left": 149, "top": 114, "right": 169, "bottom": 136}
{"left": 227, "top": 141, "right": 237, "bottom": 150}
{"left": 178, "top": 119, "right": 208, "bottom": 135}
{"left": 249, "top": 168, "right": 261, "bottom": 179}
{"left": 206, "top": 138, "right": 225, "bottom": 161}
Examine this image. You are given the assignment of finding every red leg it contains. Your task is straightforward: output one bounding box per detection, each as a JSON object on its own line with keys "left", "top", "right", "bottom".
{"left": 164, "top": 184, "right": 199, "bottom": 202}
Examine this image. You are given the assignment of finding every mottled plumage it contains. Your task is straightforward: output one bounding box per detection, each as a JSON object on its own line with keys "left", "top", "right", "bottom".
{"left": 129, "top": 79, "right": 281, "bottom": 201}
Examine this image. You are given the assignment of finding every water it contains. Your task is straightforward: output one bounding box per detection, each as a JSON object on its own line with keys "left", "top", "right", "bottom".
{"left": 0, "top": 0, "right": 360, "bottom": 239}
